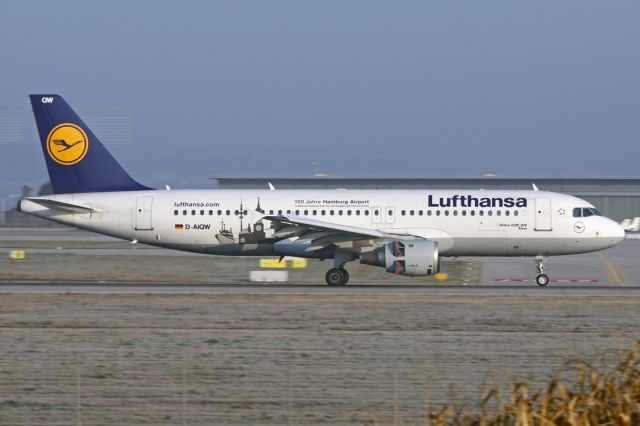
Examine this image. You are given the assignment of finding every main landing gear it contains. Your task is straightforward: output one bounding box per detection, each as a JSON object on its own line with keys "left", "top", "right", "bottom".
{"left": 325, "top": 268, "right": 349, "bottom": 286}
{"left": 324, "top": 248, "right": 356, "bottom": 286}
{"left": 535, "top": 256, "right": 549, "bottom": 287}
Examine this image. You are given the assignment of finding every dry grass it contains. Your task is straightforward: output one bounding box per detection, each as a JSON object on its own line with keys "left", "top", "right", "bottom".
{"left": 1, "top": 294, "right": 638, "bottom": 424}
{"left": 427, "top": 340, "right": 640, "bottom": 426}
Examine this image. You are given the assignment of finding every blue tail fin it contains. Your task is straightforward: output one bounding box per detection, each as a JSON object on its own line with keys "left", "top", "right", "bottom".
{"left": 29, "top": 94, "right": 150, "bottom": 194}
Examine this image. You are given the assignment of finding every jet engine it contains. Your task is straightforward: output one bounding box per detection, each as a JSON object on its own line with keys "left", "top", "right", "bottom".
{"left": 360, "top": 239, "right": 440, "bottom": 276}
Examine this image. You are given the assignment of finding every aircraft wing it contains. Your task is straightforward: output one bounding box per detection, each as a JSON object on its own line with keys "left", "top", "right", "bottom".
{"left": 264, "top": 214, "right": 411, "bottom": 252}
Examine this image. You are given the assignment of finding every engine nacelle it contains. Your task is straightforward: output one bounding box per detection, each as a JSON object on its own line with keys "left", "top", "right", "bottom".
{"left": 360, "top": 239, "right": 440, "bottom": 276}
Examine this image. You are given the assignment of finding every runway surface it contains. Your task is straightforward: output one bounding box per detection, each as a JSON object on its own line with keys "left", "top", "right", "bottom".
{"left": 2, "top": 227, "right": 639, "bottom": 289}
{"left": 0, "top": 282, "right": 639, "bottom": 296}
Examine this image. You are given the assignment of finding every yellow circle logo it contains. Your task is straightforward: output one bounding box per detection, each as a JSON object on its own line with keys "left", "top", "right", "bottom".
{"left": 46, "top": 123, "right": 89, "bottom": 165}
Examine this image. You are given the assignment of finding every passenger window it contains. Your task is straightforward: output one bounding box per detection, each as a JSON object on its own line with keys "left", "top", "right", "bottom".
{"left": 330, "top": 210, "right": 335, "bottom": 215}
{"left": 200, "top": 210, "right": 205, "bottom": 215}
{"left": 374, "top": 209, "right": 379, "bottom": 216}
{"left": 453, "top": 211, "right": 458, "bottom": 216}
{"left": 496, "top": 211, "right": 501, "bottom": 216}
{"left": 295, "top": 210, "right": 300, "bottom": 215}
{"left": 364, "top": 210, "right": 369, "bottom": 216}
{"left": 217, "top": 210, "right": 222, "bottom": 215}
{"left": 401, "top": 210, "right": 406, "bottom": 216}
{"left": 192, "top": 210, "right": 196, "bottom": 215}
{"left": 174, "top": 210, "right": 178, "bottom": 215}
{"left": 436, "top": 211, "right": 440, "bottom": 216}
{"left": 445, "top": 211, "right": 449, "bottom": 216}
{"left": 388, "top": 210, "right": 393, "bottom": 216}
{"left": 183, "top": 210, "right": 187, "bottom": 215}
{"left": 479, "top": 211, "right": 484, "bottom": 216}
{"left": 226, "top": 210, "right": 230, "bottom": 215}
{"left": 428, "top": 210, "right": 432, "bottom": 216}
{"left": 312, "top": 210, "right": 317, "bottom": 216}
{"left": 347, "top": 210, "right": 352, "bottom": 216}
{"left": 304, "top": 210, "right": 308, "bottom": 216}
{"left": 287, "top": 210, "right": 291, "bottom": 214}
{"left": 488, "top": 211, "right": 493, "bottom": 216}
{"left": 356, "top": 210, "right": 361, "bottom": 216}
{"left": 514, "top": 210, "right": 518, "bottom": 216}
{"left": 470, "top": 210, "right": 475, "bottom": 216}
{"left": 269, "top": 210, "right": 274, "bottom": 215}
{"left": 243, "top": 210, "right": 248, "bottom": 215}
{"left": 208, "top": 210, "right": 213, "bottom": 216}
{"left": 339, "top": 210, "right": 343, "bottom": 216}
{"left": 505, "top": 210, "right": 510, "bottom": 216}
{"left": 462, "top": 210, "right": 466, "bottom": 216}
{"left": 410, "top": 210, "right": 415, "bottom": 216}
{"left": 419, "top": 210, "right": 423, "bottom": 216}
{"left": 278, "top": 210, "right": 282, "bottom": 215}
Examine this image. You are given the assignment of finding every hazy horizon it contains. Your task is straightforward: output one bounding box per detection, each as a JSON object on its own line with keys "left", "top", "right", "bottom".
{"left": 1, "top": 1, "right": 639, "bottom": 201}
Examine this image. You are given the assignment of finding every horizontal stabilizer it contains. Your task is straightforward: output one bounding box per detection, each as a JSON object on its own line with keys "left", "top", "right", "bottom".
{"left": 24, "top": 197, "right": 98, "bottom": 214}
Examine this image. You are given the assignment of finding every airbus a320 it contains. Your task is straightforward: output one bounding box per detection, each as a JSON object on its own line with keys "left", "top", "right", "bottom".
{"left": 19, "top": 95, "right": 625, "bottom": 286}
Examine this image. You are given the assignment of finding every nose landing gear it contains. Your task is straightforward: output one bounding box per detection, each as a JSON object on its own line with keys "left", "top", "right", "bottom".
{"left": 535, "top": 256, "right": 549, "bottom": 287}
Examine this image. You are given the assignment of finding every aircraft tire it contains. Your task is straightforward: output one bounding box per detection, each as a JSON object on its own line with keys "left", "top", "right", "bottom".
{"left": 536, "top": 274, "right": 549, "bottom": 287}
{"left": 326, "top": 268, "right": 349, "bottom": 286}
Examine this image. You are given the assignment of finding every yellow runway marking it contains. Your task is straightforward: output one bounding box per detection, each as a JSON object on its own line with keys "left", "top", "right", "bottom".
{"left": 595, "top": 252, "right": 627, "bottom": 286}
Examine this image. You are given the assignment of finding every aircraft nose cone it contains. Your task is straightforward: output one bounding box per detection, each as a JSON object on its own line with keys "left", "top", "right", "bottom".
{"left": 608, "top": 222, "right": 626, "bottom": 247}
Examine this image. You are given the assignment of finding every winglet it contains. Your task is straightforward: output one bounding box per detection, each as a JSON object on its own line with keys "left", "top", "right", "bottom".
{"left": 532, "top": 183, "right": 539, "bottom": 192}
{"left": 268, "top": 182, "right": 276, "bottom": 191}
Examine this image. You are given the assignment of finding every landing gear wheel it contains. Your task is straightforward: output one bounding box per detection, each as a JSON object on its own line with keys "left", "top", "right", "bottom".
{"left": 536, "top": 274, "right": 549, "bottom": 287}
{"left": 325, "top": 268, "right": 349, "bottom": 286}
{"left": 534, "top": 256, "right": 549, "bottom": 287}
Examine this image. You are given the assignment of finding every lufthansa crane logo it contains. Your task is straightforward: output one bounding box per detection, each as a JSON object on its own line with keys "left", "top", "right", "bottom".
{"left": 46, "top": 123, "right": 89, "bottom": 165}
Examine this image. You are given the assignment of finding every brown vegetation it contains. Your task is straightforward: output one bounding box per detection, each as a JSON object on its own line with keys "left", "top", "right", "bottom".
{"left": 428, "top": 341, "right": 640, "bottom": 426}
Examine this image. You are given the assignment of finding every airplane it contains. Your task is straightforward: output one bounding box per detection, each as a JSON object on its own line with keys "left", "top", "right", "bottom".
{"left": 18, "top": 95, "right": 625, "bottom": 287}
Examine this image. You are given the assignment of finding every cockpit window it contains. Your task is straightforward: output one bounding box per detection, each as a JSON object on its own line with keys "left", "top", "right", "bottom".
{"left": 573, "top": 207, "right": 602, "bottom": 217}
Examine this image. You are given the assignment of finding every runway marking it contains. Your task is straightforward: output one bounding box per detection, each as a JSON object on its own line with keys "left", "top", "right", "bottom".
{"left": 494, "top": 279, "right": 599, "bottom": 283}
{"left": 594, "top": 252, "right": 627, "bottom": 286}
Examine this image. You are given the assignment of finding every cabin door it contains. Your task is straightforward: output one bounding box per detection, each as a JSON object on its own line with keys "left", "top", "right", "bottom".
{"left": 135, "top": 196, "right": 154, "bottom": 230}
{"left": 534, "top": 197, "right": 552, "bottom": 231}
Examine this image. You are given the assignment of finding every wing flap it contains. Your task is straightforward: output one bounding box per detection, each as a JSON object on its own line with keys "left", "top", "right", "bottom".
{"left": 264, "top": 214, "right": 415, "bottom": 252}
{"left": 266, "top": 215, "right": 385, "bottom": 239}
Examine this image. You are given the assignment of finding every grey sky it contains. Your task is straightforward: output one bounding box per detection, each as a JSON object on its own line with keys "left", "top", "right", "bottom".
{"left": 1, "top": 1, "right": 639, "bottom": 199}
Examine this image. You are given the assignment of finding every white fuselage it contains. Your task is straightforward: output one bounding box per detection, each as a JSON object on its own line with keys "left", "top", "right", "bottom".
{"left": 20, "top": 189, "right": 625, "bottom": 258}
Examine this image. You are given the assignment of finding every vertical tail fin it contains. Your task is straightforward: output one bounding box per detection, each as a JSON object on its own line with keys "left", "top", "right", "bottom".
{"left": 29, "top": 94, "right": 150, "bottom": 194}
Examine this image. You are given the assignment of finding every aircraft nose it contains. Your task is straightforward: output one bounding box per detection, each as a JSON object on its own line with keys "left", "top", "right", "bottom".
{"left": 607, "top": 221, "right": 625, "bottom": 247}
